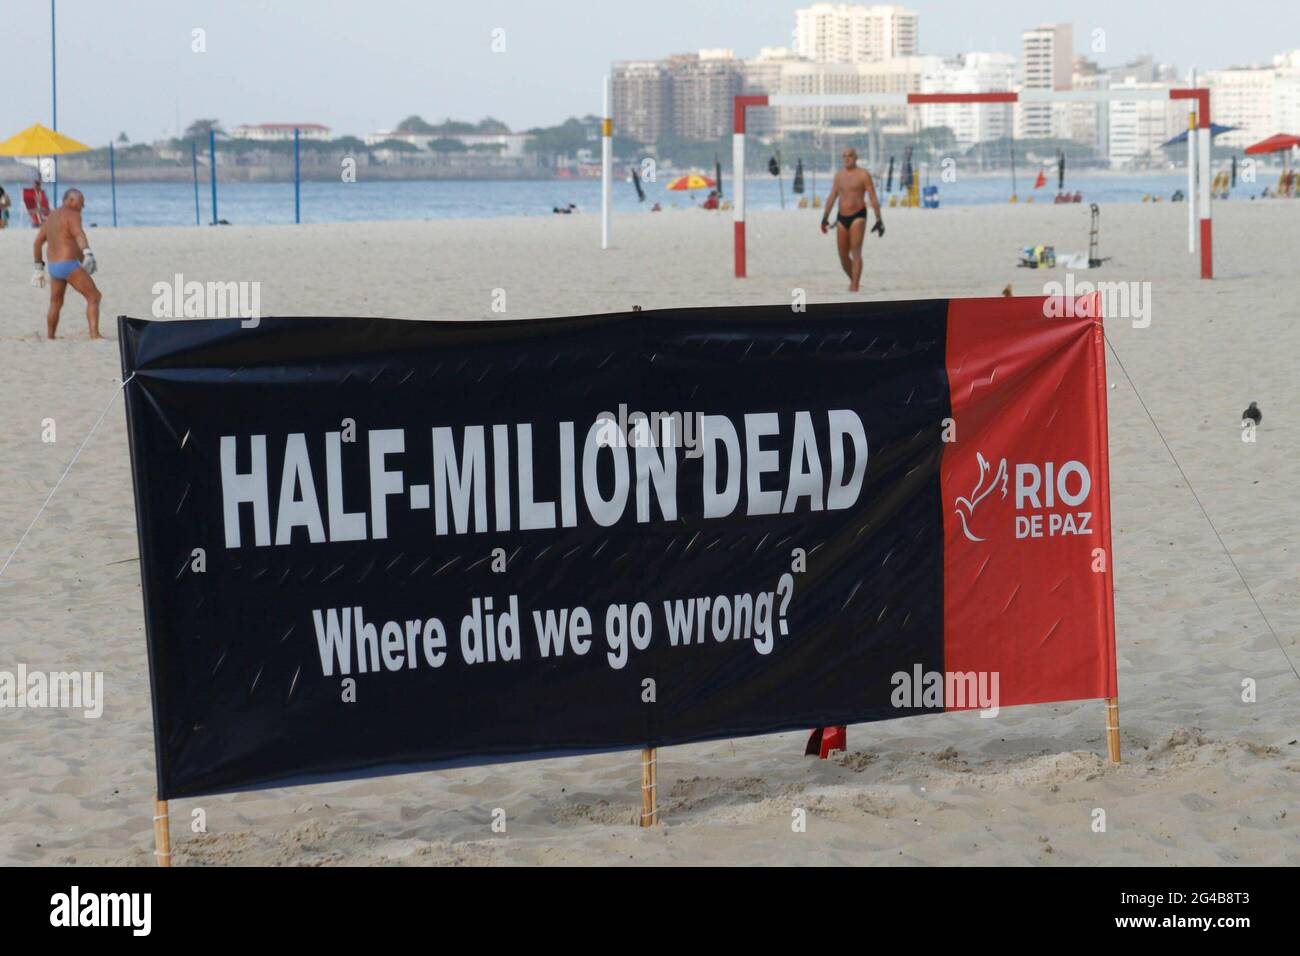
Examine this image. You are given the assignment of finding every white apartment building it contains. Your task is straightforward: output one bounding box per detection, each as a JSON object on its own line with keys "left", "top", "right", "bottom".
{"left": 918, "top": 52, "right": 1016, "bottom": 149}
{"left": 1273, "top": 50, "right": 1300, "bottom": 137}
{"left": 1206, "top": 67, "right": 1275, "bottom": 150}
{"left": 773, "top": 60, "right": 877, "bottom": 132}
{"left": 1069, "top": 60, "right": 1109, "bottom": 158}
{"left": 793, "top": 4, "right": 919, "bottom": 63}
{"left": 1017, "top": 24, "right": 1073, "bottom": 140}
{"left": 770, "top": 56, "right": 935, "bottom": 136}
{"left": 230, "top": 123, "right": 331, "bottom": 142}
{"left": 1206, "top": 50, "right": 1300, "bottom": 150}
{"left": 1107, "top": 78, "right": 1180, "bottom": 167}
{"left": 1078, "top": 56, "right": 1180, "bottom": 162}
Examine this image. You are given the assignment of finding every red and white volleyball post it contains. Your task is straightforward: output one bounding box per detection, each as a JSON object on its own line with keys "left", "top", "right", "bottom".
{"left": 731, "top": 95, "right": 769, "bottom": 277}
{"left": 731, "top": 87, "right": 1214, "bottom": 280}
{"left": 601, "top": 74, "right": 612, "bottom": 251}
{"left": 1188, "top": 108, "right": 1197, "bottom": 252}
{"left": 1171, "top": 85, "right": 1213, "bottom": 278}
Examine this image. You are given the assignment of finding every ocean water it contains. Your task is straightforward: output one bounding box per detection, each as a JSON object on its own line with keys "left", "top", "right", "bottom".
{"left": 10, "top": 171, "right": 1224, "bottom": 229}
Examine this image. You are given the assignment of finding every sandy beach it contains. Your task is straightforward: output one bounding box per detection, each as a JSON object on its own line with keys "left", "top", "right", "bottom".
{"left": 0, "top": 201, "right": 1296, "bottom": 865}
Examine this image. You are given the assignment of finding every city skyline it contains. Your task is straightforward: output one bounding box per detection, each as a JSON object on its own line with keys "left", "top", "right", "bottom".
{"left": 0, "top": 0, "right": 1296, "bottom": 147}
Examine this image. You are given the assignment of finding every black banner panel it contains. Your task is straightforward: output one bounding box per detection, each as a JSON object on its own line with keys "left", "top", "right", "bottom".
{"left": 121, "top": 304, "right": 954, "bottom": 798}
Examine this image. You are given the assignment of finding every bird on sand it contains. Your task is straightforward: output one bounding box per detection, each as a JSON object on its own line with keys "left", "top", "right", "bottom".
{"left": 1242, "top": 402, "right": 1262, "bottom": 426}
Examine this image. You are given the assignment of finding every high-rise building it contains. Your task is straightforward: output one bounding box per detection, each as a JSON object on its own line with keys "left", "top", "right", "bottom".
{"left": 767, "top": 60, "right": 873, "bottom": 133}
{"left": 1106, "top": 77, "right": 1181, "bottom": 167}
{"left": 612, "top": 52, "right": 743, "bottom": 143}
{"left": 739, "top": 48, "right": 809, "bottom": 136}
{"left": 611, "top": 60, "right": 672, "bottom": 144}
{"left": 1206, "top": 51, "right": 1300, "bottom": 150}
{"left": 1018, "top": 23, "right": 1073, "bottom": 139}
{"left": 1069, "top": 56, "right": 1109, "bottom": 158}
{"left": 741, "top": 47, "right": 800, "bottom": 95}
{"left": 1090, "top": 56, "right": 1183, "bottom": 164}
{"left": 918, "top": 53, "right": 1017, "bottom": 149}
{"left": 1205, "top": 66, "right": 1277, "bottom": 150}
{"left": 668, "top": 51, "right": 743, "bottom": 141}
{"left": 793, "top": 4, "right": 919, "bottom": 64}
{"left": 1273, "top": 50, "right": 1300, "bottom": 143}
{"left": 1106, "top": 54, "right": 1164, "bottom": 85}
{"left": 765, "top": 55, "right": 935, "bottom": 164}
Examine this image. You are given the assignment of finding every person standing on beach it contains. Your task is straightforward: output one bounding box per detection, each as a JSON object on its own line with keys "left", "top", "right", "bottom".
{"left": 820, "top": 148, "right": 883, "bottom": 293}
{"left": 31, "top": 188, "right": 101, "bottom": 340}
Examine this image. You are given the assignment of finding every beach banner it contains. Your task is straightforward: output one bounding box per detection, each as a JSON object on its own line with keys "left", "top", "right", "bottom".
{"left": 119, "top": 297, "right": 1116, "bottom": 800}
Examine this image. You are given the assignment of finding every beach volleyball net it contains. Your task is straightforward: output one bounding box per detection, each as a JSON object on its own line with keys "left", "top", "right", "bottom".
{"left": 728, "top": 88, "right": 1215, "bottom": 280}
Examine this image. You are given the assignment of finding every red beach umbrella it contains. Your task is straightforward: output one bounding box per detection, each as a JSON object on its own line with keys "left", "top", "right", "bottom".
{"left": 1243, "top": 133, "right": 1300, "bottom": 155}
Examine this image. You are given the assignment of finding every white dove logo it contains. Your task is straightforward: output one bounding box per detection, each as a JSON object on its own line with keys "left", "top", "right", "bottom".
{"left": 954, "top": 452, "right": 1008, "bottom": 542}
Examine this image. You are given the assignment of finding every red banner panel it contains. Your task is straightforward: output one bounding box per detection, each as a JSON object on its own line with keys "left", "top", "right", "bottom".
{"left": 941, "top": 295, "right": 1117, "bottom": 709}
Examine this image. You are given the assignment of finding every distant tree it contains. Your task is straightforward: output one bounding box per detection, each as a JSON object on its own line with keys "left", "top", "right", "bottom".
{"left": 329, "top": 135, "right": 367, "bottom": 151}
{"left": 116, "top": 131, "right": 130, "bottom": 144}
{"left": 965, "top": 136, "right": 1100, "bottom": 167}
{"left": 396, "top": 115, "right": 438, "bottom": 133}
{"left": 652, "top": 133, "right": 732, "bottom": 170}
{"left": 525, "top": 116, "right": 598, "bottom": 156}
{"left": 371, "top": 138, "right": 420, "bottom": 152}
{"left": 913, "top": 125, "right": 958, "bottom": 154}
{"left": 184, "top": 119, "right": 225, "bottom": 140}
{"left": 427, "top": 137, "right": 469, "bottom": 152}
{"left": 476, "top": 116, "right": 511, "bottom": 134}
{"left": 432, "top": 118, "right": 477, "bottom": 134}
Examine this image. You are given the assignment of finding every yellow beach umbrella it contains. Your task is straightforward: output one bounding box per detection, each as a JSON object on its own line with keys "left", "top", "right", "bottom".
{"left": 0, "top": 123, "right": 90, "bottom": 156}
{"left": 665, "top": 173, "right": 717, "bottom": 191}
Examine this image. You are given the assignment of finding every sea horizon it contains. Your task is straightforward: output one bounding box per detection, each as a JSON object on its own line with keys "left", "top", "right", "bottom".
{"left": 3, "top": 170, "right": 1273, "bottom": 229}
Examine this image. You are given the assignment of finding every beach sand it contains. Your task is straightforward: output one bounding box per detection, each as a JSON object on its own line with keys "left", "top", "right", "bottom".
{"left": 0, "top": 201, "right": 1296, "bottom": 865}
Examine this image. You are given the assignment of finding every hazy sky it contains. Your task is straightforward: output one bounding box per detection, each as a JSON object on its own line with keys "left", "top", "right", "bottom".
{"left": 1, "top": 0, "right": 1295, "bottom": 145}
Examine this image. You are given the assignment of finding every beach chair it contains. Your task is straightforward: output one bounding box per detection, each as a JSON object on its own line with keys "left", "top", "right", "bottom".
{"left": 22, "top": 187, "right": 50, "bottom": 226}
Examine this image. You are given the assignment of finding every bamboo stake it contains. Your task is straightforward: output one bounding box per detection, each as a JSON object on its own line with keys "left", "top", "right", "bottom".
{"left": 1105, "top": 697, "right": 1121, "bottom": 764}
{"left": 153, "top": 796, "right": 172, "bottom": 867}
{"left": 639, "top": 747, "right": 657, "bottom": 827}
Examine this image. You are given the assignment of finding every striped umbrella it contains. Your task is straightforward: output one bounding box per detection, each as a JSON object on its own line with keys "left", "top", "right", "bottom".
{"left": 665, "top": 173, "right": 716, "bottom": 191}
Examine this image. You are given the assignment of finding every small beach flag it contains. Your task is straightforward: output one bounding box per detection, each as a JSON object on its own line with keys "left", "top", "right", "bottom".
{"left": 1034, "top": 168, "right": 1047, "bottom": 189}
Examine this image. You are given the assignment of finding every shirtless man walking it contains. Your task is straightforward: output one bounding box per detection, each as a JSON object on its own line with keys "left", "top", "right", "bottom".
{"left": 820, "top": 148, "right": 883, "bottom": 292}
{"left": 31, "top": 188, "right": 101, "bottom": 339}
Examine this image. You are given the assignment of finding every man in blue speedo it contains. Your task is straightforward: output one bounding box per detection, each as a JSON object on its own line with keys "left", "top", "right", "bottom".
{"left": 31, "top": 188, "right": 101, "bottom": 339}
